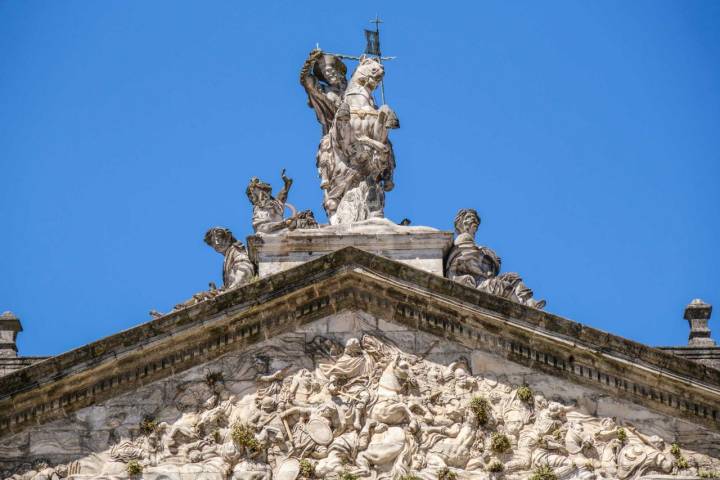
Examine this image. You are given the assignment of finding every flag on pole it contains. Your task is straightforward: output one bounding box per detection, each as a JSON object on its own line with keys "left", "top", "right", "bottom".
{"left": 364, "top": 29, "right": 381, "bottom": 56}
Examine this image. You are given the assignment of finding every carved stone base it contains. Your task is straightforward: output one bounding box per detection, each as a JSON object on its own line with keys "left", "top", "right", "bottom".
{"left": 247, "top": 217, "right": 453, "bottom": 277}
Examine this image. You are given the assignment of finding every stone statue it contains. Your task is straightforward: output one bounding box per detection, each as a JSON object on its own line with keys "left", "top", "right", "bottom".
{"left": 305, "top": 51, "right": 399, "bottom": 225}
{"left": 446, "top": 208, "right": 546, "bottom": 309}
{"left": 300, "top": 49, "right": 348, "bottom": 136}
{"left": 204, "top": 227, "right": 255, "bottom": 290}
{"left": 246, "top": 170, "right": 318, "bottom": 234}
{"left": 170, "top": 228, "right": 255, "bottom": 312}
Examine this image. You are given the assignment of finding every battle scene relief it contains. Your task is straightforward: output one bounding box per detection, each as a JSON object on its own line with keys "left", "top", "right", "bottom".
{"left": 2, "top": 313, "right": 719, "bottom": 480}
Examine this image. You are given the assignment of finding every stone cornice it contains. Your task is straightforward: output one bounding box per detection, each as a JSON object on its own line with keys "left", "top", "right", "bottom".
{"left": 0, "top": 247, "right": 718, "bottom": 437}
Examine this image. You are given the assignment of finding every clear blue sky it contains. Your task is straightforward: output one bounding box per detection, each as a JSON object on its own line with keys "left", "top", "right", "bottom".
{"left": 1, "top": 1, "right": 718, "bottom": 357}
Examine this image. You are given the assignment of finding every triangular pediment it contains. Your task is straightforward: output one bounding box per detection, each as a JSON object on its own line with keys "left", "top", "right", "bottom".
{"left": 2, "top": 248, "right": 720, "bottom": 477}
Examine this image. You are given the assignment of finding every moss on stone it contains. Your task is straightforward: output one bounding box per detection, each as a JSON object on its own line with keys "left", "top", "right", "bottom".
{"left": 231, "top": 423, "right": 260, "bottom": 451}
{"left": 529, "top": 464, "right": 557, "bottom": 480}
{"left": 139, "top": 416, "right": 157, "bottom": 435}
{"left": 437, "top": 467, "right": 458, "bottom": 480}
{"left": 491, "top": 432, "right": 511, "bottom": 453}
{"left": 487, "top": 460, "right": 504, "bottom": 472}
{"left": 516, "top": 385, "right": 533, "bottom": 403}
{"left": 299, "top": 459, "right": 314, "bottom": 478}
{"left": 126, "top": 460, "right": 143, "bottom": 476}
{"left": 469, "top": 396, "right": 490, "bottom": 425}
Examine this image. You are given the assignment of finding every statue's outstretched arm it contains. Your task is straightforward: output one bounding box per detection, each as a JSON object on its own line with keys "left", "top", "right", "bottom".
{"left": 300, "top": 49, "right": 323, "bottom": 91}
{"left": 277, "top": 169, "right": 292, "bottom": 204}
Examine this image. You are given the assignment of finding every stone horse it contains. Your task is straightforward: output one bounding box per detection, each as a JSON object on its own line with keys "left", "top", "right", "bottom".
{"left": 318, "top": 56, "right": 399, "bottom": 224}
{"left": 369, "top": 356, "right": 417, "bottom": 425}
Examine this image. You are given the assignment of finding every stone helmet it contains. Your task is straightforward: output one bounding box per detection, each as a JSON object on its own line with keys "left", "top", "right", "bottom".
{"left": 246, "top": 177, "right": 273, "bottom": 202}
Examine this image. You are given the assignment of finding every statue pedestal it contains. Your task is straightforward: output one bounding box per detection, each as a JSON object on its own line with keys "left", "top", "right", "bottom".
{"left": 247, "top": 218, "right": 453, "bottom": 277}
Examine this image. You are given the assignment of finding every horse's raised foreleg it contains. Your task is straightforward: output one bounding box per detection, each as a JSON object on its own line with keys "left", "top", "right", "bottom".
{"left": 373, "top": 105, "right": 398, "bottom": 142}
{"left": 355, "top": 135, "right": 389, "bottom": 153}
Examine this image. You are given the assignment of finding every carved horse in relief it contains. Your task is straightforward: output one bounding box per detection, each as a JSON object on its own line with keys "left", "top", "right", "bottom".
{"left": 369, "top": 356, "right": 417, "bottom": 425}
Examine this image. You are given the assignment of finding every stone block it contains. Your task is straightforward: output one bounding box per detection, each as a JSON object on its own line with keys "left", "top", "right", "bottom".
{"left": 29, "top": 429, "right": 83, "bottom": 456}
{"left": 247, "top": 218, "right": 453, "bottom": 277}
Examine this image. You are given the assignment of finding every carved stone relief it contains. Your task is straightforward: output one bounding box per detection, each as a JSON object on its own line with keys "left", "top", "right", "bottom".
{"left": 3, "top": 317, "right": 718, "bottom": 480}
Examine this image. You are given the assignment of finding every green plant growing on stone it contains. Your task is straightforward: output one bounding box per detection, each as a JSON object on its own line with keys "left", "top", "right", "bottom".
{"left": 675, "top": 456, "right": 689, "bottom": 470}
{"left": 399, "top": 475, "right": 421, "bottom": 480}
{"left": 126, "top": 460, "right": 143, "bottom": 476}
{"left": 487, "top": 460, "right": 504, "bottom": 472}
{"left": 139, "top": 416, "right": 157, "bottom": 435}
{"left": 469, "top": 396, "right": 490, "bottom": 425}
{"left": 491, "top": 432, "right": 511, "bottom": 454}
{"left": 339, "top": 471, "right": 359, "bottom": 480}
{"left": 529, "top": 464, "right": 557, "bottom": 480}
{"left": 670, "top": 443, "right": 681, "bottom": 457}
{"left": 299, "top": 459, "right": 314, "bottom": 478}
{"left": 516, "top": 385, "right": 533, "bottom": 403}
{"left": 231, "top": 423, "right": 259, "bottom": 452}
{"left": 616, "top": 427, "right": 627, "bottom": 444}
{"left": 205, "top": 371, "right": 224, "bottom": 386}
{"left": 437, "top": 467, "right": 458, "bottom": 480}
{"left": 699, "top": 470, "right": 720, "bottom": 478}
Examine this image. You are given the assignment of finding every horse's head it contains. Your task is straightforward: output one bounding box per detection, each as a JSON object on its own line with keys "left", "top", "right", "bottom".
{"left": 350, "top": 56, "right": 384, "bottom": 89}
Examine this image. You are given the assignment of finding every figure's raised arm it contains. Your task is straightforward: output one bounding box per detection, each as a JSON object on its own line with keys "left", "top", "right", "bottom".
{"left": 300, "top": 49, "right": 323, "bottom": 90}
{"left": 277, "top": 169, "right": 293, "bottom": 204}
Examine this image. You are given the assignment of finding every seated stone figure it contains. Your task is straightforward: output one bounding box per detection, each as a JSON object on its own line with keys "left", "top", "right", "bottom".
{"left": 172, "top": 227, "right": 255, "bottom": 311}
{"left": 446, "top": 209, "right": 546, "bottom": 309}
{"left": 204, "top": 227, "right": 255, "bottom": 290}
{"left": 246, "top": 170, "right": 318, "bottom": 234}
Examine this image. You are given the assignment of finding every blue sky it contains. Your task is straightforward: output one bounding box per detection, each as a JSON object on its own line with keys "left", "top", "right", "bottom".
{"left": 1, "top": 1, "right": 718, "bottom": 356}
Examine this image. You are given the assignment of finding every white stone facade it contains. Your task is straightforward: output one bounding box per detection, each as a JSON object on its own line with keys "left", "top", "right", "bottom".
{"left": 3, "top": 311, "right": 718, "bottom": 479}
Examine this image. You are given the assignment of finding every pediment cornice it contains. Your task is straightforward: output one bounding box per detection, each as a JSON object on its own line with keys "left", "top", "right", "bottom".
{"left": 1, "top": 247, "right": 719, "bottom": 437}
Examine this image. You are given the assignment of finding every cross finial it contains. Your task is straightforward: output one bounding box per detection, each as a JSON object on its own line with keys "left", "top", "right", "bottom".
{"left": 370, "top": 15, "right": 383, "bottom": 32}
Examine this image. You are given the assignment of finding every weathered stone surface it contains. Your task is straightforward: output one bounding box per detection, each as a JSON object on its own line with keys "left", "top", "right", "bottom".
{"left": 0, "top": 356, "right": 47, "bottom": 378}
{"left": 1, "top": 314, "right": 719, "bottom": 479}
{"left": 659, "top": 299, "right": 720, "bottom": 370}
{"left": 659, "top": 345, "right": 720, "bottom": 370}
{"left": 2, "top": 248, "right": 719, "bottom": 441}
{"left": 248, "top": 218, "right": 453, "bottom": 277}
{"left": 1, "top": 248, "right": 719, "bottom": 479}
{"left": 684, "top": 299, "right": 714, "bottom": 347}
{"left": 0, "top": 312, "right": 47, "bottom": 378}
{"left": 0, "top": 311, "right": 22, "bottom": 358}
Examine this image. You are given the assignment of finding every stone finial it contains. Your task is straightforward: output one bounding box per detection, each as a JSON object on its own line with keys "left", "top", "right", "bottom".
{"left": 684, "top": 299, "right": 715, "bottom": 347}
{"left": 0, "top": 311, "right": 23, "bottom": 357}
